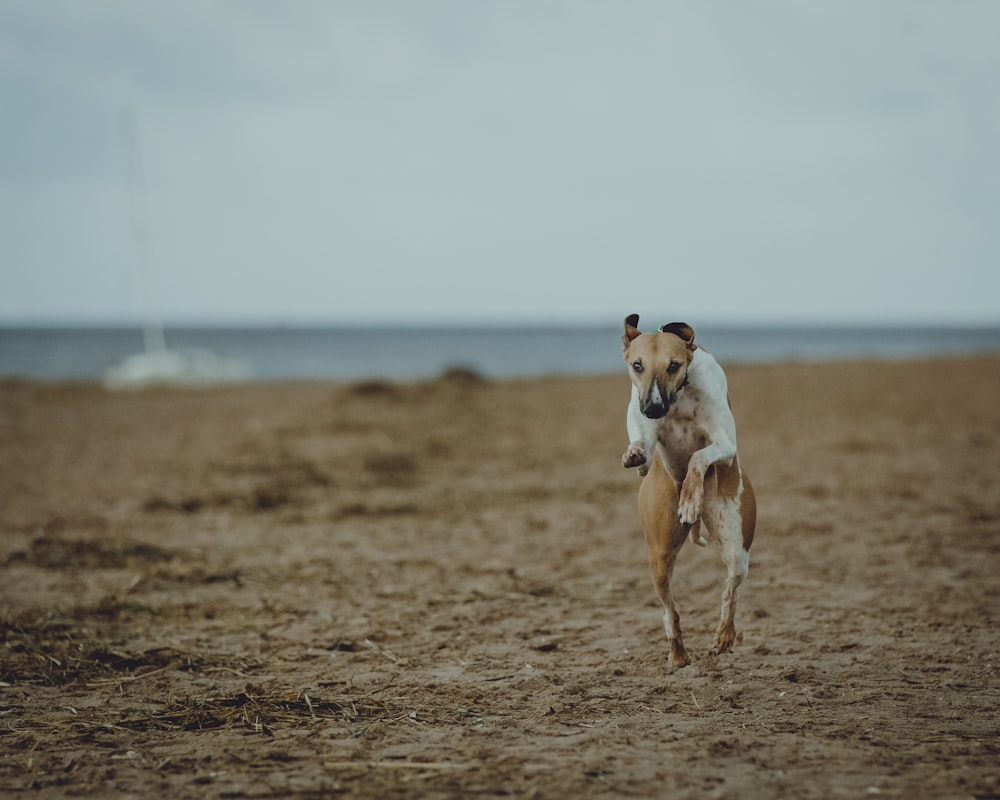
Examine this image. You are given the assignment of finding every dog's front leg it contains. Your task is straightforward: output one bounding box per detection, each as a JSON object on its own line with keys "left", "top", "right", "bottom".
{"left": 623, "top": 385, "right": 658, "bottom": 476}
{"left": 678, "top": 438, "right": 736, "bottom": 524}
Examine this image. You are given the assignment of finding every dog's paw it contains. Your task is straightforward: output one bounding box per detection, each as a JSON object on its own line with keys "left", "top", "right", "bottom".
{"left": 622, "top": 442, "right": 648, "bottom": 470}
{"left": 678, "top": 476, "right": 703, "bottom": 525}
{"left": 713, "top": 621, "right": 737, "bottom": 654}
{"left": 688, "top": 523, "right": 707, "bottom": 547}
{"left": 678, "top": 504, "right": 701, "bottom": 526}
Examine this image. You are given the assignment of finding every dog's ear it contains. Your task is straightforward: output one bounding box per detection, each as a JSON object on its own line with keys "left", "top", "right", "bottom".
{"left": 659, "top": 322, "right": 696, "bottom": 350}
{"left": 622, "top": 314, "right": 642, "bottom": 348}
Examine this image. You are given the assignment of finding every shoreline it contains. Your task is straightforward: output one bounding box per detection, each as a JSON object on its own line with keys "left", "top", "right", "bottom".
{"left": 4, "top": 325, "right": 1000, "bottom": 383}
{"left": 2, "top": 348, "right": 998, "bottom": 387}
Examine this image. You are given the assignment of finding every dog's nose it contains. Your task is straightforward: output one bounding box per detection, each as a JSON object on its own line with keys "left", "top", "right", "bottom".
{"left": 643, "top": 402, "right": 667, "bottom": 419}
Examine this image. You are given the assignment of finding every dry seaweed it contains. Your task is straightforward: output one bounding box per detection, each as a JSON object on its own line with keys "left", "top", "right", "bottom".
{"left": 0, "top": 613, "right": 260, "bottom": 687}
{"left": 3, "top": 536, "right": 174, "bottom": 569}
{"left": 106, "top": 689, "right": 430, "bottom": 734}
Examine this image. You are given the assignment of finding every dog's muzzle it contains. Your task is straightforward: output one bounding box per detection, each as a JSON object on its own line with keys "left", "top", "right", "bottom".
{"left": 642, "top": 399, "right": 669, "bottom": 419}
{"left": 642, "top": 381, "right": 671, "bottom": 419}
{"left": 642, "top": 373, "right": 688, "bottom": 419}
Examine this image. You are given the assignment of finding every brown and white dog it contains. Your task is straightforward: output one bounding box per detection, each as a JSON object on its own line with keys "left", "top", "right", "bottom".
{"left": 621, "top": 314, "right": 756, "bottom": 667}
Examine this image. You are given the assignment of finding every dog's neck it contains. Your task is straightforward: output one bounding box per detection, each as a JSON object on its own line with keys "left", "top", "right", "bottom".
{"left": 679, "top": 347, "right": 707, "bottom": 392}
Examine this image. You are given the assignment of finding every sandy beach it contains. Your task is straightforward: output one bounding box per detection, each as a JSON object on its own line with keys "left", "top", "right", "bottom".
{"left": 1, "top": 355, "right": 998, "bottom": 798}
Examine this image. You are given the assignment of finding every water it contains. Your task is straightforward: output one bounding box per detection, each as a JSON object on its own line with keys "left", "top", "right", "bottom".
{"left": 2, "top": 325, "right": 999, "bottom": 382}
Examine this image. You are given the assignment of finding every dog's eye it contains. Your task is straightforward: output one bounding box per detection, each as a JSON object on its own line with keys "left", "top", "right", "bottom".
{"left": 631, "top": 361, "right": 643, "bottom": 373}
{"left": 667, "top": 361, "right": 682, "bottom": 375}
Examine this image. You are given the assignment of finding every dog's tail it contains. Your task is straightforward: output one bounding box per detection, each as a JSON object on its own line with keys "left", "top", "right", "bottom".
{"left": 688, "top": 522, "right": 708, "bottom": 547}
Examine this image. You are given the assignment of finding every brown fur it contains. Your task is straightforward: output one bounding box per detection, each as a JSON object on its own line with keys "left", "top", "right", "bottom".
{"left": 638, "top": 455, "right": 691, "bottom": 667}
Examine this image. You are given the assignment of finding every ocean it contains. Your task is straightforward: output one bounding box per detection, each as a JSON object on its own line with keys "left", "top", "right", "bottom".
{"left": 2, "top": 325, "right": 999, "bottom": 383}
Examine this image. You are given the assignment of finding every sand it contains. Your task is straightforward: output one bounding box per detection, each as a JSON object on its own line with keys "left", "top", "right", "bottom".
{"left": 1, "top": 355, "right": 998, "bottom": 798}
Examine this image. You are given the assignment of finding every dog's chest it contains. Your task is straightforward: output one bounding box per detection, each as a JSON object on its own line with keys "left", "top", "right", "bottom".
{"left": 656, "top": 403, "right": 706, "bottom": 462}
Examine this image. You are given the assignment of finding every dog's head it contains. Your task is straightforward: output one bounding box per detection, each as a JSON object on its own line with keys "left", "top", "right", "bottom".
{"left": 622, "top": 314, "right": 696, "bottom": 419}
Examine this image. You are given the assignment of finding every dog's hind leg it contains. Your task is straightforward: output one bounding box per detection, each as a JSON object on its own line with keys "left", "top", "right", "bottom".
{"left": 713, "top": 538, "right": 749, "bottom": 653}
{"left": 638, "top": 457, "right": 690, "bottom": 667}
{"left": 651, "top": 545, "right": 690, "bottom": 667}
{"left": 707, "top": 463, "right": 756, "bottom": 654}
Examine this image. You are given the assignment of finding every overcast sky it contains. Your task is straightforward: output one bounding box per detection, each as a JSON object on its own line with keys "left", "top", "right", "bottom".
{"left": 1, "top": 1, "right": 998, "bottom": 327}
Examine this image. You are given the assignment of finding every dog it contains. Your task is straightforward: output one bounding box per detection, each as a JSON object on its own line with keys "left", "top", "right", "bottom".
{"left": 621, "top": 314, "right": 756, "bottom": 667}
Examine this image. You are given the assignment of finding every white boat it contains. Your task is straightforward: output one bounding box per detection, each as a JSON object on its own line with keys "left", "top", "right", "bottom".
{"left": 104, "top": 105, "right": 249, "bottom": 389}
{"left": 104, "top": 345, "right": 249, "bottom": 388}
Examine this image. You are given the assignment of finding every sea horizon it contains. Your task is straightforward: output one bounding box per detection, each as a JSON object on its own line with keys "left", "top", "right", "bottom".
{"left": 2, "top": 323, "right": 1000, "bottom": 383}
